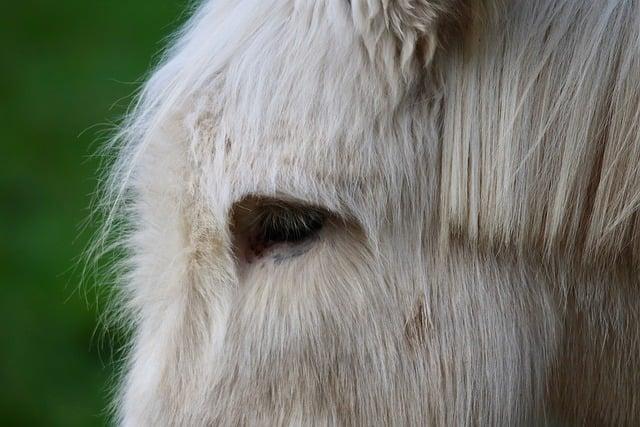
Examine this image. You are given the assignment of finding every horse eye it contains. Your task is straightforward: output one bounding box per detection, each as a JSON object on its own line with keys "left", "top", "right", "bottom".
{"left": 230, "top": 196, "right": 333, "bottom": 263}
{"left": 258, "top": 208, "right": 325, "bottom": 244}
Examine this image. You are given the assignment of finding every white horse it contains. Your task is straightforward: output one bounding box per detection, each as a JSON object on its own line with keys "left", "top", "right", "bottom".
{"left": 98, "top": 0, "right": 640, "bottom": 424}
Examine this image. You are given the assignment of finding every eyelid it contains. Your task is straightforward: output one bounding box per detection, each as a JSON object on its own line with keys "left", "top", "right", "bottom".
{"left": 231, "top": 195, "right": 331, "bottom": 222}
{"left": 258, "top": 207, "right": 326, "bottom": 244}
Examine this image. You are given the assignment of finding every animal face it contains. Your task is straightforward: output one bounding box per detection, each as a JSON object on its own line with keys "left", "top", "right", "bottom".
{"left": 101, "top": 0, "right": 640, "bottom": 425}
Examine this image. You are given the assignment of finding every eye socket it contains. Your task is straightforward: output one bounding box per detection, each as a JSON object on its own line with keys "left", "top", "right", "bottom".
{"left": 230, "top": 196, "right": 331, "bottom": 263}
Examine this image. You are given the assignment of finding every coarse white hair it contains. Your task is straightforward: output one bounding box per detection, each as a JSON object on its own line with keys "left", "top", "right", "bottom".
{"left": 95, "top": 0, "right": 640, "bottom": 425}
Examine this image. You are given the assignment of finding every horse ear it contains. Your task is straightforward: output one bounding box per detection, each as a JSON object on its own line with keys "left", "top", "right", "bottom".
{"left": 351, "top": 0, "right": 461, "bottom": 68}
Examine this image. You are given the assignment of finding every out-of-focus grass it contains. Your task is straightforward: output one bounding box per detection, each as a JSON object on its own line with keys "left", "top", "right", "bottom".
{"left": 0, "top": 1, "right": 185, "bottom": 425}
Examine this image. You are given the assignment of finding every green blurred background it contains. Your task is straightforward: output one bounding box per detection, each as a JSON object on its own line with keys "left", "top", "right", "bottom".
{"left": 1, "top": 2, "right": 186, "bottom": 425}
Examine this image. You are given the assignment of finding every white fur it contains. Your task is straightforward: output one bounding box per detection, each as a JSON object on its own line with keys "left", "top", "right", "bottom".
{"left": 95, "top": 0, "right": 640, "bottom": 425}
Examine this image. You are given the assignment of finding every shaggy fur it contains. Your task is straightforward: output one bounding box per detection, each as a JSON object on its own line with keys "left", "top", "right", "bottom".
{"left": 96, "top": 0, "right": 640, "bottom": 425}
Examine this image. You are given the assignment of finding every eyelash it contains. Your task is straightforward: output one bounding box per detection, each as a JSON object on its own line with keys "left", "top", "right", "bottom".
{"left": 255, "top": 206, "right": 326, "bottom": 245}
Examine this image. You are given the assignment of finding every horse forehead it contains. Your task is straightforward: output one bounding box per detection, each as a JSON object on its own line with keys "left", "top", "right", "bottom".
{"left": 209, "top": 119, "right": 377, "bottom": 209}
{"left": 180, "top": 0, "right": 411, "bottom": 207}
{"left": 206, "top": 65, "right": 382, "bottom": 197}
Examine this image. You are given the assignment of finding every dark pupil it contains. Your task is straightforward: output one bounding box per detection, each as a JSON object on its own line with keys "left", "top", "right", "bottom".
{"left": 261, "top": 211, "right": 324, "bottom": 244}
